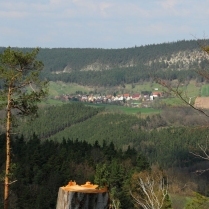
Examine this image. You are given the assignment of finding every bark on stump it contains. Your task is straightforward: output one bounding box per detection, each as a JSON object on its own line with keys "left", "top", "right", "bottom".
{"left": 56, "top": 187, "right": 109, "bottom": 209}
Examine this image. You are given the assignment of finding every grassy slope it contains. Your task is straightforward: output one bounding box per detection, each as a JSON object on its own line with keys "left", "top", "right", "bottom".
{"left": 170, "top": 194, "right": 190, "bottom": 209}
{"left": 44, "top": 81, "right": 162, "bottom": 116}
{"left": 48, "top": 81, "right": 165, "bottom": 96}
{"left": 48, "top": 81, "right": 94, "bottom": 96}
{"left": 85, "top": 103, "right": 160, "bottom": 115}
{"left": 48, "top": 80, "right": 202, "bottom": 96}
{"left": 201, "top": 84, "right": 209, "bottom": 96}
{"left": 46, "top": 80, "right": 205, "bottom": 107}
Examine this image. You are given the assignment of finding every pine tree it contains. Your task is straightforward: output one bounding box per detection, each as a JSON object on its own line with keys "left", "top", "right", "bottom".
{"left": 0, "top": 47, "right": 48, "bottom": 209}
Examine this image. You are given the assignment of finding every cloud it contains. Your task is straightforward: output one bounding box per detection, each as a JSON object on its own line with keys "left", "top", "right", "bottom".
{"left": 0, "top": 2, "right": 29, "bottom": 18}
{"left": 158, "top": 0, "right": 179, "bottom": 9}
{"left": 0, "top": 11, "right": 28, "bottom": 18}
{"left": 1, "top": 0, "right": 209, "bottom": 48}
{"left": 1, "top": 26, "right": 22, "bottom": 36}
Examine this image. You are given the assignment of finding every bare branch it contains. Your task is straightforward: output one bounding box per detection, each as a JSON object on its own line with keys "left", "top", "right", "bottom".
{"left": 11, "top": 81, "right": 32, "bottom": 91}
{"left": 155, "top": 78, "right": 209, "bottom": 118}
{"left": 9, "top": 180, "right": 17, "bottom": 185}
{"left": 189, "top": 141, "right": 209, "bottom": 174}
{"left": 192, "top": 168, "right": 209, "bottom": 175}
{"left": 130, "top": 174, "right": 168, "bottom": 209}
{"left": 29, "top": 83, "right": 36, "bottom": 92}
{"left": 190, "top": 143, "right": 209, "bottom": 160}
{"left": 15, "top": 68, "right": 23, "bottom": 72}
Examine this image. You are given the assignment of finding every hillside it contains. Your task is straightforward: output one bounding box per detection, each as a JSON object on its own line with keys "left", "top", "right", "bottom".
{"left": 0, "top": 41, "right": 209, "bottom": 209}
{"left": 36, "top": 39, "right": 209, "bottom": 73}
{"left": 1, "top": 39, "right": 209, "bottom": 87}
{"left": 15, "top": 102, "right": 209, "bottom": 166}
{"left": 1, "top": 43, "right": 209, "bottom": 209}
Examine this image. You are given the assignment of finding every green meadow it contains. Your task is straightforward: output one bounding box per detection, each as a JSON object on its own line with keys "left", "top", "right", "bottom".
{"left": 48, "top": 81, "right": 94, "bottom": 96}
{"left": 43, "top": 80, "right": 209, "bottom": 113}
{"left": 201, "top": 84, "right": 209, "bottom": 96}
{"left": 85, "top": 103, "right": 160, "bottom": 115}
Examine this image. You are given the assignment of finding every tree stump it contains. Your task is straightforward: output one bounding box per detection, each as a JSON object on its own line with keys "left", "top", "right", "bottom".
{"left": 56, "top": 181, "right": 109, "bottom": 209}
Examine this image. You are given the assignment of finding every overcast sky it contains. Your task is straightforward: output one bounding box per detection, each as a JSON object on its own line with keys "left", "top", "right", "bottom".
{"left": 0, "top": 0, "right": 209, "bottom": 49}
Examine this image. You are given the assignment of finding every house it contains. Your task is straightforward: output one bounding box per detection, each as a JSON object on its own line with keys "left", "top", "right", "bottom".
{"left": 62, "top": 94, "right": 69, "bottom": 101}
{"left": 118, "top": 96, "right": 124, "bottom": 101}
{"left": 106, "top": 95, "right": 113, "bottom": 99}
{"left": 81, "top": 95, "right": 88, "bottom": 101}
{"left": 123, "top": 93, "right": 130, "bottom": 98}
{"left": 88, "top": 95, "right": 94, "bottom": 102}
{"left": 131, "top": 93, "right": 141, "bottom": 100}
{"left": 114, "top": 95, "right": 123, "bottom": 101}
{"left": 152, "top": 91, "right": 163, "bottom": 98}
{"left": 123, "top": 93, "right": 131, "bottom": 101}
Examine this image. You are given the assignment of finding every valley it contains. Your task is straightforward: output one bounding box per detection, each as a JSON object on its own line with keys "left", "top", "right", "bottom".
{"left": 1, "top": 40, "right": 209, "bottom": 208}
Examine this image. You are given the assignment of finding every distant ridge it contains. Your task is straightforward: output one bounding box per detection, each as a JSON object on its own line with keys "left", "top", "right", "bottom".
{"left": 1, "top": 39, "right": 209, "bottom": 87}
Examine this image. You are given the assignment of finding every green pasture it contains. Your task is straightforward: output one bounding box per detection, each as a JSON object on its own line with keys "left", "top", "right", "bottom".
{"left": 170, "top": 193, "right": 209, "bottom": 209}
{"left": 158, "top": 80, "right": 202, "bottom": 106}
{"left": 85, "top": 103, "right": 160, "bottom": 115}
{"left": 48, "top": 80, "right": 202, "bottom": 97}
{"left": 181, "top": 81, "right": 201, "bottom": 96}
{"left": 39, "top": 98, "right": 66, "bottom": 106}
{"left": 201, "top": 84, "right": 209, "bottom": 96}
{"left": 125, "top": 82, "right": 164, "bottom": 93}
{"left": 126, "top": 80, "right": 200, "bottom": 96}
{"left": 160, "top": 97, "right": 187, "bottom": 106}
{"left": 160, "top": 80, "right": 201, "bottom": 98}
{"left": 170, "top": 194, "right": 190, "bottom": 209}
{"left": 48, "top": 81, "right": 94, "bottom": 96}
{"left": 46, "top": 80, "right": 209, "bottom": 109}
{"left": 48, "top": 81, "right": 164, "bottom": 96}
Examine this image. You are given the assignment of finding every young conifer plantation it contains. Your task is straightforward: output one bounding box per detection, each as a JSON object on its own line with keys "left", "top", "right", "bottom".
{"left": 1, "top": 42, "right": 209, "bottom": 208}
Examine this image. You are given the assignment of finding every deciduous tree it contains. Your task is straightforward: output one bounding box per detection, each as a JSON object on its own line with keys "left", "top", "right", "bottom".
{"left": 130, "top": 166, "right": 169, "bottom": 209}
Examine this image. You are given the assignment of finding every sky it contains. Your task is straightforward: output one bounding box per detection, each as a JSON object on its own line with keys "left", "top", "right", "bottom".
{"left": 0, "top": 0, "right": 209, "bottom": 49}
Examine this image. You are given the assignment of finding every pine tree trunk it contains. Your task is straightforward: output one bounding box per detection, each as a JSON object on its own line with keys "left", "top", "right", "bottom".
{"left": 4, "top": 88, "right": 11, "bottom": 209}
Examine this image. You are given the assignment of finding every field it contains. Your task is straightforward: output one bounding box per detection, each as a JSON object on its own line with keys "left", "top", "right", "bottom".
{"left": 48, "top": 81, "right": 165, "bottom": 96}
{"left": 85, "top": 103, "right": 160, "bottom": 116}
{"left": 44, "top": 80, "right": 209, "bottom": 112}
{"left": 48, "top": 80, "right": 204, "bottom": 95}
{"left": 125, "top": 82, "right": 164, "bottom": 92}
{"left": 201, "top": 84, "right": 209, "bottom": 96}
{"left": 170, "top": 193, "right": 209, "bottom": 209}
{"left": 48, "top": 81, "right": 94, "bottom": 96}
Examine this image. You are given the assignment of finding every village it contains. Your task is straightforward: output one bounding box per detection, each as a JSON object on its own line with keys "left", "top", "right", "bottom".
{"left": 55, "top": 89, "right": 163, "bottom": 108}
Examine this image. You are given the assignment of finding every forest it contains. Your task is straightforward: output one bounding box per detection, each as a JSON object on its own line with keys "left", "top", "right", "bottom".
{"left": 1, "top": 41, "right": 209, "bottom": 209}
{"left": 0, "top": 39, "right": 209, "bottom": 87}
{"left": 14, "top": 103, "right": 209, "bottom": 169}
{"left": 0, "top": 133, "right": 150, "bottom": 209}
{"left": 1, "top": 102, "right": 207, "bottom": 208}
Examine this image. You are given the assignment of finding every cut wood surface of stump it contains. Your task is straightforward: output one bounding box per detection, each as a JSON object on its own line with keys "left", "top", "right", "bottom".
{"left": 56, "top": 181, "right": 109, "bottom": 209}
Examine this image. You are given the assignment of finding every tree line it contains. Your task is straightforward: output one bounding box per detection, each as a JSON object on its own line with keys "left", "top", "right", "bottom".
{"left": 15, "top": 103, "right": 209, "bottom": 172}
{"left": 0, "top": 134, "right": 150, "bottom": 209}
{"left": 16, "top": 103, "right": 104, "bottom": 140}
{"left": 1, "top": 39, "right": 209, "bottom": 87}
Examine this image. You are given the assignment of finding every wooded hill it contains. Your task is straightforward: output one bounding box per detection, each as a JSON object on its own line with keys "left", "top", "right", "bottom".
{"left": 1, "top": 41, "right": 209, "bottom": 208}
{"left": 1, "top": 39, "right": 209, "bottom": 87}
{"left": 15, "top": 103, "right": 209, "bottom": 169}
{"left": 0, "top": 133, "right": 149, "bottom": 209}
{"left": 13, "top": 102, "right": 209, "bottom": 207}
